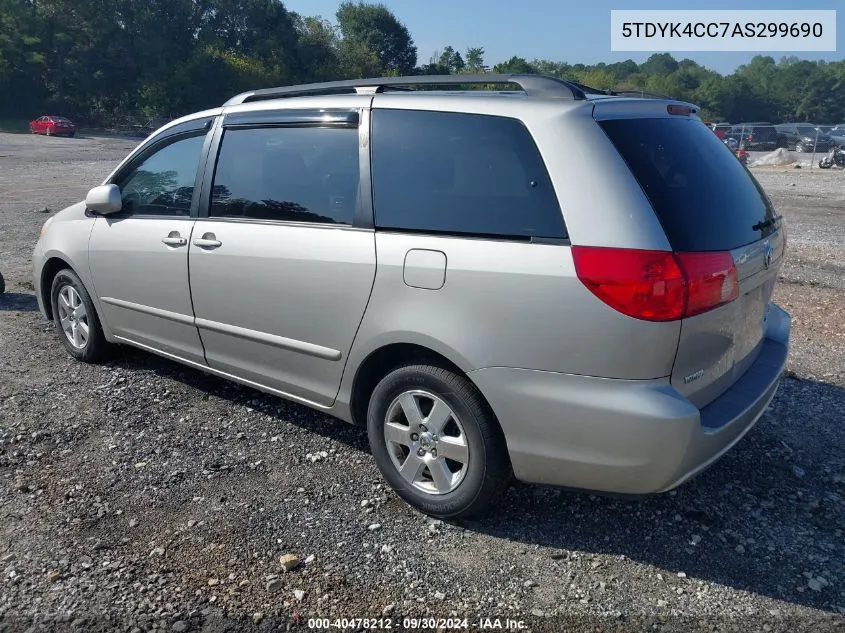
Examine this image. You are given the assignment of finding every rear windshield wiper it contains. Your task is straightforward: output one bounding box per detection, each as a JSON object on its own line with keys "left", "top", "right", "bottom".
{"left": 752, "top": 214, "right": 783, "bottom": 232}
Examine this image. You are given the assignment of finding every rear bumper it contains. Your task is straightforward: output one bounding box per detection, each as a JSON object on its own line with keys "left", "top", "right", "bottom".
{"left": 470, "top": 303, "right": 791, "bottom": 494}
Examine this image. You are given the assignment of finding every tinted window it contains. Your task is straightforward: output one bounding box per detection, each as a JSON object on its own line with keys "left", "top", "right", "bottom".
{"left": 751, "top": 125, "right": 777, "bottom": 138}
{"left": 210, "top": 126, "right": 359, "bottom": 225}
{"left": 371, "top": 109, "right": 565, "bottom": 239}
{"left": 600, "top": 118, "right": 777, "bottom": 252}
{"left": 117, "top": 134, "right": 205, "bottom": 217}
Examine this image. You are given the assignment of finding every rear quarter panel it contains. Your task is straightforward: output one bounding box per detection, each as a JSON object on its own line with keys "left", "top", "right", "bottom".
{"left": 337, "top": 97, "right": 687, "bottom": 410}
{"left": 341, "top": 232, "right": 681, "bottom": 380}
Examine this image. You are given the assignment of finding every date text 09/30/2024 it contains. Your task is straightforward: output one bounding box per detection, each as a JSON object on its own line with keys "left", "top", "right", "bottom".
{"left": 307, "top": 617, "right": 529, "bottom": 630}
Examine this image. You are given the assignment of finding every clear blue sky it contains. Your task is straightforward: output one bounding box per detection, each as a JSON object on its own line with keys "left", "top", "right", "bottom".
{"left": 282, "top": 0, "right": 841, "bottom": 74}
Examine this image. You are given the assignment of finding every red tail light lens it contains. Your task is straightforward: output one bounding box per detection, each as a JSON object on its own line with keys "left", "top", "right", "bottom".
{"left": 571, "top": 247, "right": 686, "bottom": 321}
{"left": 675, "top": 252, "right": 739, "bottom": 317}
{"left": 572, "top": 247, "right": 739, "bottom": 322}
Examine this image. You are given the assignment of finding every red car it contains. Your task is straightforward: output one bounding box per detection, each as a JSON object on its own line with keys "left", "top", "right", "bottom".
{"left": 29, "top": 115, "right": 76, "bottom": 137}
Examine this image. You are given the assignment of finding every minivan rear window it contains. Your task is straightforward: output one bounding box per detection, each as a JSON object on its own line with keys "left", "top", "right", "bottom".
{"left": 599, "top": 118, "right": 777, "bottom": 252}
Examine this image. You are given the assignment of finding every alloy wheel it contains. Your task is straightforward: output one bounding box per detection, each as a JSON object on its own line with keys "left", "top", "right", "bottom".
{"left": 383, "top": 389, "right": 470, "bottom": 495}
{"left": 57, "top": 284, "right": 89, "bottom": 349}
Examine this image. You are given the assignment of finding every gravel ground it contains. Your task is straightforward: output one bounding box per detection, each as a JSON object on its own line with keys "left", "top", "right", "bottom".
{"left": 0, "top": 132, "right": 843, "bottom": 633}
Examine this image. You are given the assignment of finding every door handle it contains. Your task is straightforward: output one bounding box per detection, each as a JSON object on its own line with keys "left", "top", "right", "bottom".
{"left": 193, "top": 232, "right": 222, "bottom": 249}
{"left": 162, "top": 231, "right": 187, "bottom": 247}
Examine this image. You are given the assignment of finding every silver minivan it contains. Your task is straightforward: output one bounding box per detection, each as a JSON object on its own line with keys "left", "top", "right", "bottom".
{"left": 32, "top": 75, "right": 790, "bottom": 518}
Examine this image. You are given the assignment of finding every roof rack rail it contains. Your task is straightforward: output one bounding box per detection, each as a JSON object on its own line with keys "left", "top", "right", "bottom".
{"left": 223, "top": 74, "right": 588, "bottom": 106}
{"left": 565, "top": 80, "right": 613, "bottom": 96}
{"left": 608, "top": 89, "right": 673, "bottom": 100}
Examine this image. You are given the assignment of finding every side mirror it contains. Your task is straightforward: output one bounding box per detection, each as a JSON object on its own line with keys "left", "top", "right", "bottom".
{"left": 85, "top": 184, "right": 122, "bottom": 215}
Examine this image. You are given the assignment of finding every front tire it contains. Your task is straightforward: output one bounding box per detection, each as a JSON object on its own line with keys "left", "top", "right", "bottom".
{"left": 367, "top": 364, "right": 511, "bottom": 518}
{"left": 50, "top": 269, "right": 116, "bottom": 363}
{"left": 794, "top": 142, "right": 804, "bottom": 153}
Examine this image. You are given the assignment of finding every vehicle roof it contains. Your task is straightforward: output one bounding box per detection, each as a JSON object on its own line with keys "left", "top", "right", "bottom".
{"left": 223, "top": 74, "right": 693, "bottom": 110}
{"left": 161, "top": 75, "right": 700, "bottom": 139}
{"left": 215, "top": 90, "right": 697, "bottom": 124}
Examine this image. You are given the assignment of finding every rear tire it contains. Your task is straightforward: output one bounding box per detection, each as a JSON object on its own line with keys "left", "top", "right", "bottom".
{"left": 50, "top": 268, "right": 117, "bottom": 363}
{"left": 367, "top": 364, "right": 512, "bottom": 518}
{"left": 45, "top": 127, "right": 51, "bottom": 136}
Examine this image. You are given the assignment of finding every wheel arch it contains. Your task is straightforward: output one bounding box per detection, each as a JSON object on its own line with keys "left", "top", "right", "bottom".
{"left": 40, "top": 257, "right": 107, "bottom": 334}
{"left": 348, "top": 341, "right": 488, "bottom": 428}
{"left": 40, "top": 256, "right": 75, "bottom": 320}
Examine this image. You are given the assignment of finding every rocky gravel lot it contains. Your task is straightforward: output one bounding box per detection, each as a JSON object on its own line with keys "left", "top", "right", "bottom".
{"left": 0, "top": 132, "right": 844, "bottom": 632}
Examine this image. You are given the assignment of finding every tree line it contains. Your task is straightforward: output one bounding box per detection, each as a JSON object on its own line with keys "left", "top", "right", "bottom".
{"left": 1, "top": 0, "right": 843, "bottom": 125}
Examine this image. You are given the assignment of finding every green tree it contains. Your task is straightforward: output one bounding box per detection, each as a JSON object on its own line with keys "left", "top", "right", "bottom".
{"left": 294, "top": 15, "right": 341, "bottom": 82}
{"left": 437, "top": 46, "right": 464, "bottom": 74}
{"left": 465, "top": 47, "right": 485, "bottom": 73}
{"left": 3, "top": 3, "right": 845, "bottom": 128}
{"left": 336, "top": 2, "right": 417, "bottom": 75}
{"left": 493, "top": 56, "right": 535, "bottom": 74}
{"left": 640, "top": 53, "right": 679, "bottom": 76}
{"left": 0, "top": 0, "right": 46, "bottom": 111}
{"left": 337, "top": 38, "right": 382, "bottom": 78}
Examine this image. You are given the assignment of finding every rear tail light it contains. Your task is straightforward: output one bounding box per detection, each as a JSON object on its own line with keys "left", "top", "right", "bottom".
{"left": 572, "top": 247, "right": 739, "bottom": 322}
{"left": 675, "top": 252, "right": 739, "bottom": 317}
{"left": 571, "top": 248, "right": 685, "bottom": 321}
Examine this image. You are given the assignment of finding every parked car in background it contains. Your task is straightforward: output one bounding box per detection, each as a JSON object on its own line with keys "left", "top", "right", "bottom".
{"left": 31, "top": 74, "right": 790, "bottom": 518}
{"left": 726, "top": 123, "right": 778, "bottom": 151}
{"left": 827, "top": 128, "right": 845, "bottom": 146}
{"left": 29, "top": 115, "right": 76, "bottom": 137}
{"left": 775, "top": 124, "right": 834, "bottom": 152}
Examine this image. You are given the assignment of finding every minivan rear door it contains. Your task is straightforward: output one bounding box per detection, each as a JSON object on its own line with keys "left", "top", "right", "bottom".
{"left": 598, "top": 112, "right": 785, "bottom": 409}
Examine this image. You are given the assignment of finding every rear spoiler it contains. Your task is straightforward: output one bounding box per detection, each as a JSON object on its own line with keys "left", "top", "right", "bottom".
{"left": 591, "top": 98, "right": 701, "bottom": 121}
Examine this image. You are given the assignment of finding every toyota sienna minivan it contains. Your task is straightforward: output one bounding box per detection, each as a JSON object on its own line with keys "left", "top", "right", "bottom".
{"left": 33, "top": 74, "right": 790, "bottom": 517}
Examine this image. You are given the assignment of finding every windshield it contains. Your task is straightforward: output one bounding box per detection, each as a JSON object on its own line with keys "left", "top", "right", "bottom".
{"left": 796, "top": 126, "right": 819, "bottom": 136}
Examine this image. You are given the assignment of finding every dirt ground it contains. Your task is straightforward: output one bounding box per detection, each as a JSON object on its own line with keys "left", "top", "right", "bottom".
{"left": 0, "top": 132, "right": 843, "bottom": 632}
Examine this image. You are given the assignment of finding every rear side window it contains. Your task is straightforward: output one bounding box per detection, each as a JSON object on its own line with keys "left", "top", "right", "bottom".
{"left": 600, "top": 118, "right": 777, "bottom": 252}
{"left": 751, "top": 125, "right": 777, "bottom": 139}
{"left": 210, "top": 126, "right": 359, "bottom": 225}
{"left": 371, "top": 109, "right": 566, "bottom": 239}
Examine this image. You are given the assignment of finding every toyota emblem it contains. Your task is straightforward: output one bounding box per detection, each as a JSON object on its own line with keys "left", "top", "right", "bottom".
{"left": 763, "top": 244, "right": 773, "bottom": 269}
